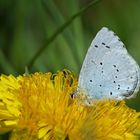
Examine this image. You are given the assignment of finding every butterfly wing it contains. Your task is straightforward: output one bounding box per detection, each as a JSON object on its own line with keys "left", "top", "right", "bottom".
{"left": 78, "top": 27, "right": 140, "bottom": 100}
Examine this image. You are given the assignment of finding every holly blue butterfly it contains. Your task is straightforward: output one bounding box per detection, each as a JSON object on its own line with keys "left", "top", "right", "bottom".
{"left": 78, "top": 27, "right": 140, "bottom": 100}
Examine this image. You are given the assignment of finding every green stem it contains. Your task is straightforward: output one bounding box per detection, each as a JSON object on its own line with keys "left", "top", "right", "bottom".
{"left": 27, "top": 0, "right": 101, "bottom": 70}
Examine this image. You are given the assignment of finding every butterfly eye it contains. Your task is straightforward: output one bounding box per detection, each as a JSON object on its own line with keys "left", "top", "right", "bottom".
{"left": 70, "top": 93, "right": 76, "bottom": 99}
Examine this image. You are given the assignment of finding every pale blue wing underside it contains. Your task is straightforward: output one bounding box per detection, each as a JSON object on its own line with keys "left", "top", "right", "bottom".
{"left": 78, "top": 27, "right": 140, "bottom": 100}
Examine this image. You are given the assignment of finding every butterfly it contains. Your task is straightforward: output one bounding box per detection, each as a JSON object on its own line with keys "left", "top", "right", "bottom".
{"left": 77, "top": 27, "right": 140, "bottom": 100}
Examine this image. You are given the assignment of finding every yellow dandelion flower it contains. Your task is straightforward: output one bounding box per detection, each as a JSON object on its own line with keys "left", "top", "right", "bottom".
{"left": 0, "top": 70, "right": 140, "bottom": 140}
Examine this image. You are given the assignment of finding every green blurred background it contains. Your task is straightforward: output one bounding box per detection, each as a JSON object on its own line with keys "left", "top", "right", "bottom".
{"left": 0, "top": 0, "right": 140, "bottom": 139}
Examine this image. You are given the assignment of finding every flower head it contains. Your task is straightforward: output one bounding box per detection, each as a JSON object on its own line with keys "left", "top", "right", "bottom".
{"left": 0, "top": 70, "right": 140, "bottom": 140}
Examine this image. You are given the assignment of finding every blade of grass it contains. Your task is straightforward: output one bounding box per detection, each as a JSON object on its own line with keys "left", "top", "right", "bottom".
{"left": 66, "top": 0, "right": 85, "bottom": 63}
{"left": 27, "top": 0, "right": 101, "bottom": 70}
{"left": 0, "top": 49, "right": 17, "bottom": 75}
{"left": 41, "top": 0, "right": 81, "bottom": 69}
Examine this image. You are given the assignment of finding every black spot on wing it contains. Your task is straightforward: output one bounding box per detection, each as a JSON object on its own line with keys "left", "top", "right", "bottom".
{"left": 101, "top": 42, "right": 110, "bottom": 48}
{"left": 118, "top": 84, "right": 120, "bottom": 90}
{"left": 95, "top": 45, "right": 98, "bottom": 48}
{"left": 113, "top": 65, "right": 116, "bottom": 68}
{"left": 100, "top": 62, "right": 103, "bottom": 65}
{"left": 105, "top": 46, "right": 110, "bottom": 49}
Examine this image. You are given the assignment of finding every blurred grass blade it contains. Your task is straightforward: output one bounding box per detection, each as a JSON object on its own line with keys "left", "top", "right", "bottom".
{"left": 66, "top": 0, "right": 85, "bottom": 63}
{"left": 0, "top": 49, "right": 17, "bottom": 75}
{"left": 27, "top": 0, "right": 101, "bottom": 70}
{"left": 41, "top": 0, "right": 81, "bottom": 68}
